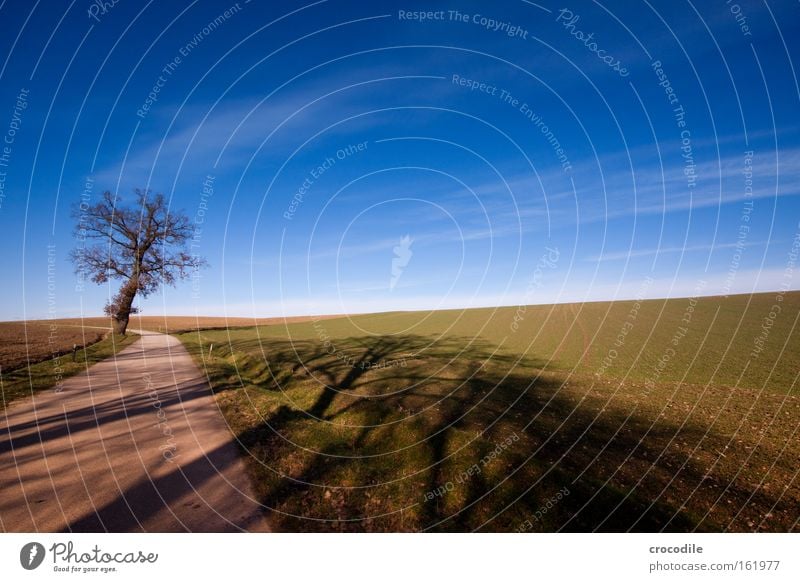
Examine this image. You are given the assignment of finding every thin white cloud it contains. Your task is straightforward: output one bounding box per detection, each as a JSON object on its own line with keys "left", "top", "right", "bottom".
{"left": 586, "top": 240, "right": 773, "bottom": 262}
{"left": 430, "top": 145, "right": 800, "bottom": 229}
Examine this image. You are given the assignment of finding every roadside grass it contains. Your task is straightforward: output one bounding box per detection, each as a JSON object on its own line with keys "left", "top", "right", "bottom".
{"left": 179, "top": 300, "right": 800, "bottom": 532}
{"left": 41, "top": 314, "right": 343, "bottom": 335}
{"left": 0, "top": 333, "right": 139, "bottom": 410}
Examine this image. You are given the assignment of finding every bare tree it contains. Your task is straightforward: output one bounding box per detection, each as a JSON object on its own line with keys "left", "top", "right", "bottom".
{"left": 70, "top": 189, "right": 206, "bottom": 335}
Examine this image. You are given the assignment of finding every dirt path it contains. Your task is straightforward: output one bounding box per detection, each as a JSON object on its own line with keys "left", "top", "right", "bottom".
{"left": 0, "top": 330, "right": 269, "bottom": 532}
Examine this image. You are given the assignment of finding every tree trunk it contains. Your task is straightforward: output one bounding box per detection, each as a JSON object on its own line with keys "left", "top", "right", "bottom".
{"left": 112, "top": 315, "right": 129, "bottom": 335}
{"left": 112, "top": 282, "right": 138, "bottom": 335}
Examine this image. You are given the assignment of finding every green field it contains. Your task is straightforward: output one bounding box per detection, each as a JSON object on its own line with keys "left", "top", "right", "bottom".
{"left": 178, "top": 292, "right": 800, "bottom": 532}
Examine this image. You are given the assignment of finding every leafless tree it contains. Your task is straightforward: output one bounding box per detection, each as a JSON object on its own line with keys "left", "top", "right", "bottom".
{"left": 70, "top": 189, "right": 206, "bottom": 335}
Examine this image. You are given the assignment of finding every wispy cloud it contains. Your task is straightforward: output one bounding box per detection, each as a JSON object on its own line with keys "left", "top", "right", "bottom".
{"left": 421, "top": 145, "right": 800, "bottom": 230}
{"left": 586, "top": 240, "right": 773, "bottom": 262}
{"left": 96, "top": 71, "right": 445, "bottom": 187}
{"left": 570, "top": 145, "right": 800, "bottom": 222}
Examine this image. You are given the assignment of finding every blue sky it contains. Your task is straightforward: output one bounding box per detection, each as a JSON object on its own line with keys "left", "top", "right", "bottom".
{"left": 0, "top": 0, "right": 799, "bottom": 320}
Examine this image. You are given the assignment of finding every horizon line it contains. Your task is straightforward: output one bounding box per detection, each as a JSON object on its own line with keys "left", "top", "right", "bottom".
{"left": 5, "top": 288, "right": 796, "bottom": 324}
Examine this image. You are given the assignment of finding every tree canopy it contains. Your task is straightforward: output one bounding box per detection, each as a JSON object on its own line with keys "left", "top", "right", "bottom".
{"left": 71, "top": 189, "right": 206, "bottom": 334}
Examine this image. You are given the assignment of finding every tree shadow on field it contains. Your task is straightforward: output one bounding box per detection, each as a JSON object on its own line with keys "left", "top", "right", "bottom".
{"left": 216, "top": 333, "right": 792, "bottom": 532}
